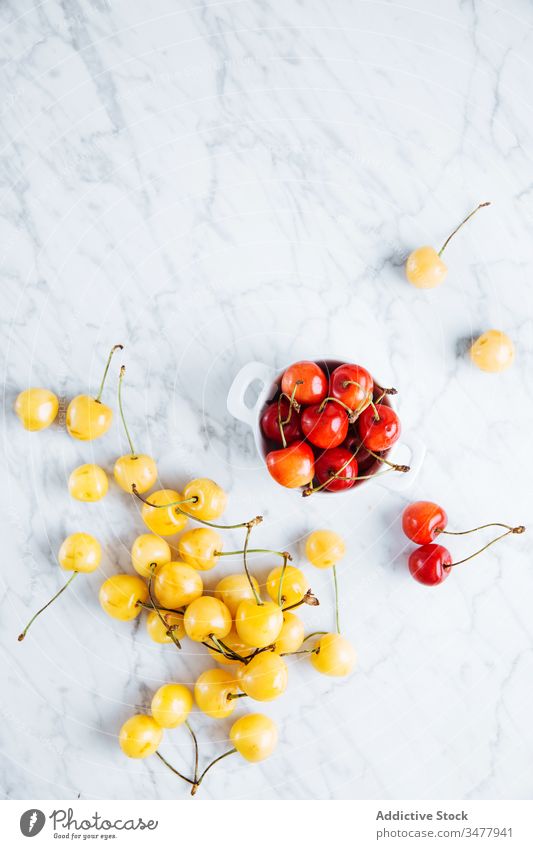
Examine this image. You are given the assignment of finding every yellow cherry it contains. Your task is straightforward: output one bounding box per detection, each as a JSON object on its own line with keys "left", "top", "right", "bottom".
{"left": 58, "top": 532, "right": 102, "bottom": 573}
{"left": 114, "top": 454, "right": 157, "bottom": 494}
{"left": 178, "top": 528, "right": 223, "bottom": 571}
{"left": 131, "top": 534, "right": 171, "bottom": 578}
{"left": 235, "top": 600, "right": 283, "bottom": 648}
{"left": 151, "top": 684, "right": 193, "bottom": 728}
{"left": 141, "top": 489, "right": 188, "bottom": 536}
{"left": 154, "top": 562, "right": 203, "bottom": 609}
{"left": 274, "top": 612, "right": 304, "bottom": 654}
{"left": 230, "top": 714, "right": 278, "bottom": 762}
{"left": 214, "top": 573, "right": 261, "bottom": 617}
{"left": 238, "top": 652, "right": 288, "bottom": 701}
{"left": 15, "top": 388, "right": 58, "bottom": 431}
{"left": 194, "top": 669, "right": 240, "bottom": 719}
{"left": 405, "top": 247, "right": 447, "bottom": 289}
{"left": 470, "top": 329, "right": 515, "bottom": 373}
{"left": 305, "top": 530, "right": 346, "bottom": 569}
{"left": 207, "top": 627, "right": 250, "bottom": 666}
{"left": 266, "top": 564, "right": 307, "bottom": 607}
{"left": 114, "top": 365, "right": 158, "bottom": 493}
{"left": 119, "top": 715, "right": 162, "bottom": 758}
{"left": 66, "top": 345, "right": 123, "bottom": 441}
{"left": 406, "top": 202, "right": 490, "bottom": 289}
{"left": 182, "top": 478, "right": 228, "bottom": 521}
{"left": 99, "top": 574, "right": 148, "bottom": 621}
{"left": 183, "top": 596, "right": 232, "bottom": 642}
{"left": 146, "top": 610, "right": 185, "bottom": 643}
{"left": 68, "top": 463, "right": 109, "bottom": 502}
{"left": 310, "top": 633, "right": 356, "bottom": 677}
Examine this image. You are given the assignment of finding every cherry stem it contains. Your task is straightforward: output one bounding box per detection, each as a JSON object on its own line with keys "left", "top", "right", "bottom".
{"left": 148, "top": 566, "right": 181, "bottom": 650}
{"left": 450, "top": 525, "right": 525, "bottom": 567}
{"left": 303, "top": 631, "right": 328, "bottom": 641}
{"left": 18, "top": 572, "right": 78, "bottom": 641}
{"left": 363, "top": 445, "right": 410, "bottom": 473}
{"left": 438, "top": 202, "right": 491, "bottom": 257}
{"left": 283, "top": 590, "right": 319, "bottom": 612}
{"left": 438, "top": 522, "right": 521, "bottom": 537}
{"left": 137, "top": 600, "right": 184, "bottom": 615}
{"left": 95, "top": 344, "right": 123, "bottom": 403}
{"left": 155, "top": 750, "right": 195, "bottom": 787}
{"left": 332, "top": 564, "right": 340, "bottom": 634}
{"left": 374, "top": 387, "right": 397, "bottom": 405}
{"left": 216, "top": 548, "right": 292, "bottom": 562}
{"left": 132, "top": 485, "right": 263, "bottom": 531}
{"left": 277, "top": 382, "right": 301, "bottom": 449}
{"left": 281, "top": 647, "right": 318, "bottom": 656}
{"left": 191, "top": 749, "right": 238, "bottom": 796}
{"left": 277, "top": 553, "right": 289, "bottom": 607}
{"left": 117, "top": 365, "right": 136, "bottom": 456}
{"left": 208, "top": 634, "right": 248, "bottom": 663}
{"left": 243, "top": 523, "right": 263, "bottom": 606}
{"left": 318, "top": 396, "right": 357, "bottom": 422}
{"left": 185, "top": 720, "right": 199, "bottom": 784}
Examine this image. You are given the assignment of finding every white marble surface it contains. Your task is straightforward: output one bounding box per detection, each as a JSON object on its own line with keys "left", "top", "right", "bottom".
{"left": 1, "top": 0, "right": 533, "bottom": 801}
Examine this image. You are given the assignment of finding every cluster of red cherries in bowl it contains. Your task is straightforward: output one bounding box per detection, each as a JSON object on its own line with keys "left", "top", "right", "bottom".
{"left": 260, "top": 360, "right": 407, "bottom": 494}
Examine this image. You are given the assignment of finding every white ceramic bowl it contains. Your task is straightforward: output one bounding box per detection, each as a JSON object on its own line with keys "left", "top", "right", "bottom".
{"left": 227, "top": 358, "right": 426, "bottom": 494}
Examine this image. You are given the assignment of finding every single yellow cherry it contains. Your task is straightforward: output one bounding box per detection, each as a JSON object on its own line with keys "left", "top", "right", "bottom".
{"left": 183, "top": 596, "right": 232, "bottom": 643}
{"left": 113, "top": 365, "right": 158, "bottom": 493}
{"left": 119, "top": 715, "right": 162, "bottom": 758}
{"left": 274, "top": 612, "right": 304, "bottom": 654}
{"left": 99, "top": 574, "right": 148, "bottom": 621}
{"left": 141, "top": 489, "right": 188, "bottom": 536}
{"left": 238, "top": 652, "right": 288, "bottom": 701}
{"left": 15, "top": 388, "right": 58, "bottom": 431}
{"left": 154, "top": 562, "right": 203, "bottom": 609}
{"left": 146, "top": 610, "right": 185, "bottom": 643}
{"left": 230, "top": 714, "right": 278, "bottom": 763}
{"left": 305, "top": 530, "right": 346, "bottom": 569}
{"left": 207, "top": 627, "right": 250, "bottom": 666}
{"left": 235, "top": 600, "right": 283, "bottom": 648}
{"left": 178, "top": 528, "right": 223, "bottom": 571}
{"left": 310, "top": 633, "right": 356, "bottom": 677}
{"left": 151, "top": 684, "right": 193, "bottom": 728}
{"left": 131, "top": 534, "right": 171, "bottom": 578}
{"left": 194, "top": 669, "right": 240, "bottom": 719}
{"left": 66, "top": 345, "right": 123, "bottom": 441}
{"left": 68, "top": 463, "right": 109, "bottom": 502}
{"left": 182, "top": 478, "right": 228, "bottom": 521}
{"left": 214, "top": 573, "right": 261, "bottom": 617}
{"left": 406, "top": 202, "right": 490, "bottom": 289}
{"left": 114, "top": 454, "right": 158, "bottom": 494}
{"left": 266, "top": 564, "right": 307, "bottom": 606}
{"left": 58, "top": 532, "right": 102, "bottom": 573}
{"left": 470, "top": 329, "right": 515, "bottom": 373}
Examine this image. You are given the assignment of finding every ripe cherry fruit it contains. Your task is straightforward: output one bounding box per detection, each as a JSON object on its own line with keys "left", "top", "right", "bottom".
{"left": 66, "top": 344, "right": 123, "bottom": 441}
{"left": 281, "top": 361, "right": 327, "bottom": 405}
{"left": 260, "top": 396, "right": 302, "bottom": 444}
{"left": 329, "top": 364, "right": 373, "bottom": 412}
{"left": 301, "top": 401, "right": 349, "bottom": 450}
{"left": 266, "top": 442, "right": 315, "bottom": 489}
{"left": 358, "top": 404, "right": 400, "bottom": 452}
{"left": 402, "top": 501, "right": 448, "bottom": 545}
{"left": 408, "top": 544, "right": 453, "bottom": 586}
{"left": 312, "top": 447, "right": 358, "bottom": 493}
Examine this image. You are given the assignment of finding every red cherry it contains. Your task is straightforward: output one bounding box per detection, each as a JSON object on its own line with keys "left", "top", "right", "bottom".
{"left": 301, "top": 402, "right": 349, "bottom": 449}
{"left": 402, "top": 501, "right": 448, "bottom": 544}
{"left": 330, "top": 364, "right": 373, "bottom": 411}
{"left": 281, "top": 361, "right": 327, "bottom": 405}
{"left": 260, "top": 398, "right": 302, "bottom": 444}
{"left": 408, "top": 544, "right": 452, "bottom": 586}
{"left": 266, "top": 442, "right": 315, "bottom": 489}
{"left": 358, "top": 404, "right": 401, "bottom": 452}
{"left": 314, "top": 447, "right": 358, "bottom": 492}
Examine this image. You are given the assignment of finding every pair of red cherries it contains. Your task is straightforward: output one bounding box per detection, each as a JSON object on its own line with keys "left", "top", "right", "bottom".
{"left": 402, "top": 501, "right": 525, "bottom": 586}
{"left": 260, "top": 360, "right": 401, "bottom": 492}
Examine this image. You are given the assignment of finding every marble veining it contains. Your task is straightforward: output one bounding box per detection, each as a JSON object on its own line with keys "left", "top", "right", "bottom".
{"left": 1, "top": 0, "right": 532, "bottom": 800}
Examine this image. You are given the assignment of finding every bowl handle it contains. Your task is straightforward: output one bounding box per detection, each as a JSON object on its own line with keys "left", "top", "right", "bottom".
{"left": 227, "top": 361, "right": 277, "bottom": 428}
{"left": 375, "top": 433, "right": 427, "bottom": 492}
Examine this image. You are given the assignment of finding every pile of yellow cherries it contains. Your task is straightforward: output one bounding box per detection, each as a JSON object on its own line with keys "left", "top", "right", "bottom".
{"left": 15, "top": 347, "right": 356, "bottom": 795}
{"left": 405, "top": 202, "right": 515, "bottom": 373}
